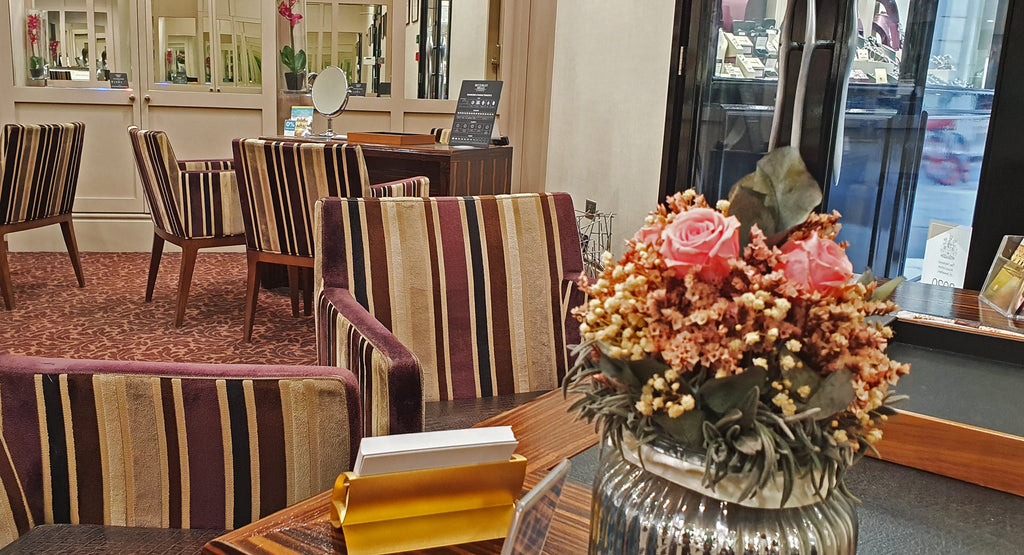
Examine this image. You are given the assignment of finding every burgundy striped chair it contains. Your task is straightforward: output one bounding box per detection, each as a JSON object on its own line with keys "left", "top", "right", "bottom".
{"left": 314, "top": 193, "right": 585, "bottom": 437}
{"left": 0, "top": 122, "right": 86, "bottom": 310}
{"left": 232, "top": 138, "right": 430, "bottom": 342}
{"left": 0, "top": 353, "right": 362, "bottom": 549}
{"left": 127, "top": 126, "right": 247, "bottom": 327}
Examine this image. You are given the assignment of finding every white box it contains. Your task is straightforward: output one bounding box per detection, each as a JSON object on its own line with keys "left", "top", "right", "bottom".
{"left": 353, "top": 426, "right": 519, "bottom": 476}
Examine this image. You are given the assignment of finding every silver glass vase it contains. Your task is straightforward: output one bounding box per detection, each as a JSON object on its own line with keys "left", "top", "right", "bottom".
{"left": 590, "top": 441, "right": 858, "bottom": 554}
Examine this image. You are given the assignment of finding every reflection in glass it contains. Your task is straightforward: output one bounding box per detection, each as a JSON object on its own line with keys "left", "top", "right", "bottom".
{"left": 153, "top": 0, "right": 212, "bottom": 85}
{"left": 410, "top": 0, "right": 501, "bottom": 99}
{"left": 22, "top": 0, "right": 126, "bottom": 85}
{"left": 216, "top": 0, "right": 261, "bottom": 88}
{"left": 307, "top": 2, "right": 389, "bottom": 97}
{"left": 685, "top": 0, "right": 1007, "bottom": 280}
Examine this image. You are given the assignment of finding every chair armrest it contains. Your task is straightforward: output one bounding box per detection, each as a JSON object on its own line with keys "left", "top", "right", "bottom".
{"left": 560, "top": 277, "right": 586, "bottom": 348}
{"left": 0, "top": 433, "right": 32, "bottom": 548}
{"left": 180, "top": 169, "right": 245, "bottom": 236}
{"left": 317, "top": 287, "right": 423, "bottom": 437}
{"left": 369, "top": 176, "right": 431, "bottom": 197}
{"left": 178, "top": 159, "right": 233, "bottom": 171}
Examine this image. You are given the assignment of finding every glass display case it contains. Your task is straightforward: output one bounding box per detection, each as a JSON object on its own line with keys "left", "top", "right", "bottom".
{"left": 20, "top": 0, "right": 131, "bottom": 85}
{"left": 669, "top": 0, "right": 1007, "bottom": 279}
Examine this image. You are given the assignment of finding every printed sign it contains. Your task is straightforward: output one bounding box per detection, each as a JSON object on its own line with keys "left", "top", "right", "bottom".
{"left": 348, "top": 83, "right": 367, "bottom": 96}
{"left": 108, "top": 72, "right": 129, "bottom": 89}
{"left": 450, "top": 80, "right": 502, "bottom": 147}
{"left": 921, "top": 220, "right": 972, "bottom": 288}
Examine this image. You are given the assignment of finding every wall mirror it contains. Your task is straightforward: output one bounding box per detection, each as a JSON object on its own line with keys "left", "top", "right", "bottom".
{"left": 406, "top": 0, "right": 501, "bottom": 99}
{"left": 215, "top": 0, "right": 260, "bottom": 88}
{"left": 153, "top": 0, "right": 212, "bottom": 86}
{"left": 307, "top": 1, "right": 389, "bottom": 96}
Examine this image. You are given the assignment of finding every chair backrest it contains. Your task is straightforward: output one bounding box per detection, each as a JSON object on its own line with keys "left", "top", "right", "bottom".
{"left": 232, "top": 138, "right": 369, "bottom": 257}
{"left": 127, "top": 126, "right": 187, "bottom": 237}
{"left": 0, "top": 122, "right": 85, "bottom": 226}
{"left": 0, "top": 354, "right": 362, "bottom": 537}
{"left": 317, "top": 193, "right": 584, "bottom": 402}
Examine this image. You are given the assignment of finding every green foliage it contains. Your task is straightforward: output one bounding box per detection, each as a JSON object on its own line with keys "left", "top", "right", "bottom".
{"left": 563, "top": 340, "right": 906, "bottom": 507}
{"left": 727, "top": 146, "right": 823, "bottom": 247}
{"left": 279, "top": 44, "right": 306, "bottom": 74}
{"left": 29, "top": 55, "right": 43, "bottom": 70}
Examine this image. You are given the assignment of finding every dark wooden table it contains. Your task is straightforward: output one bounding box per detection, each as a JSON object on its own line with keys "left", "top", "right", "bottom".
{"left": 261, "top": 136, "right": 513, "bottom": 197}
{"left": 203, "top": 390, "right": 598, "bottom": 554}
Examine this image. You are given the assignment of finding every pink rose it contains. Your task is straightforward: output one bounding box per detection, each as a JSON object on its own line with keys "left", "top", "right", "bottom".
{"left": 776, "top": 234, "right": 853, "bottom": 295}
{"left": 659, "top": 208, "right": 741, "bottom": 278}
{"left": 632, "top": 224, "right": 662, "bottom": 245}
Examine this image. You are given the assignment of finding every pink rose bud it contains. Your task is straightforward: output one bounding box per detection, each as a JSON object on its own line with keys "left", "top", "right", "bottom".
{"left": 658, "top": 208, "right": 741, "bottom": 278}
{"left": 776, "top": 234, "right": 854, "bottom": 295}
{"left": 632, "top": 224, "right": 662, "bottom": 245}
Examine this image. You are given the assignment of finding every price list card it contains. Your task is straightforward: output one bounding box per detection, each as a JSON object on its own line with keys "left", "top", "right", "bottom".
{"left": 450, "top": 80, "right": 502, "bottom": 147}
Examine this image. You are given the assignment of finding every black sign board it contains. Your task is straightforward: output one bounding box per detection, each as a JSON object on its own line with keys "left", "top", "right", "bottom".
{"left": 108, "top": 72, "right": 129, "bottom": 89}
{"left": 348, "top": 83, "right": 367, "bottom": 96}
{"left": 450, "top": 80, "right": 502, "bottom": 147}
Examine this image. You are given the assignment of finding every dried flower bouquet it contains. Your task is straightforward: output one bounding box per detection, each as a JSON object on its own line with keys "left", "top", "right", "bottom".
{"left": 564, "top": 147, "right": 910, "bottom": 505}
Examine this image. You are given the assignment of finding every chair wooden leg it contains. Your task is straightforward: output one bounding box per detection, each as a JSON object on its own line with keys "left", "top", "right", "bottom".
{"left": 0, "top": 238, "right": 13, "bottom": 310}
{"left": 145, "top": 233, "right": 165, "bottom": 302}
{"left": 173, "top": 243, "right": 199, "bottom": 328}
{"left": 302, "top": 267, "right": 313, "bottom": 317}
{"left": 243, "top": 250, "right": 262, "bottom": 342}
{"left": 59, "top": 218, "right": 85, "bottom": 287}
{"left": 287, "top": 265, "right": 301, "bottom": 317}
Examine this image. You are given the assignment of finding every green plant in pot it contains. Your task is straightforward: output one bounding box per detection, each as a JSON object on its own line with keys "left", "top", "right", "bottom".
{"left": 278, "top": 0, "right": 306, "bottom": 90}
{"left": 27, "top": 13, "right": 44, "bottom": 79}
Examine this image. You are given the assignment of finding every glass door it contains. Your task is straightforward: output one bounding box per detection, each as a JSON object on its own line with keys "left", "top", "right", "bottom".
{"left": 664, "top": 0, "right": 1009, "bottom": 282}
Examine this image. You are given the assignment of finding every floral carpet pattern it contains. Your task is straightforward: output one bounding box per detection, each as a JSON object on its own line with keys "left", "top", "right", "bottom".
{"left": 0, "top": 252, "right": 316, "bottom": 365}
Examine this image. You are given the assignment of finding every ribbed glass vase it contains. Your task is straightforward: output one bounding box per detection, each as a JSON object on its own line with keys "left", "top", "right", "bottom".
{"left": 590, "top": 440, "right": 858, "bottom": 554}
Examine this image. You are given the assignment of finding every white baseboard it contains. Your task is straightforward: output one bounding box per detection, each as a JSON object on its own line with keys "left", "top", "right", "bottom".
{"left": 5, "top": 213, "right": 246, "bottom": 253}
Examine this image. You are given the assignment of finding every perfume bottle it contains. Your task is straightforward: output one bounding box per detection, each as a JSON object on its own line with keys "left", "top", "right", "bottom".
{"left": 981, "top": 239, "right": 1024, "bottom": 317}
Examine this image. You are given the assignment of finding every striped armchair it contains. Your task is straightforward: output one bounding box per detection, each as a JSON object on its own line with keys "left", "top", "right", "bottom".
{"left": 0, "top": 122, "right": 86, "bottom": 310}
{"left": 232, "top": 138, "right": 430, "bottom": 341}
{"left": 314, "top": 193, "right": 586, "bottom": 437}
{"left": 0, "top": 354, "right": 362, "bottom": 549}
{"left": 127, "top": 126, "right": 247, "bottom": 327}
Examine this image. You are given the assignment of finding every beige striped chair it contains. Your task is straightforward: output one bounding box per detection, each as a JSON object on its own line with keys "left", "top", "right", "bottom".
{"left": 0, "top": 353, "right": 362, "bottom": 549}
{"left": 127, "top": 126, "right": 247, "bottom": 327}
{"left": 232, "top": 138, "right": 430, "bottom": 342}
{"left": 314, "top": 193, "right": 586, "bottom": 437}
{"left": 0, "top": 122, "right": 86, "bottom": 310}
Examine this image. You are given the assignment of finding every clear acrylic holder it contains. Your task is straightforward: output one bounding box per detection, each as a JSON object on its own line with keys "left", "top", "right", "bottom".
{"left": 979, "top": 235, "right": 1024, "bottom": 320}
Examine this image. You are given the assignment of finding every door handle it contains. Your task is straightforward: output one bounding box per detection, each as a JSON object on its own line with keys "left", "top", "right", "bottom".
{"left": 128, "top": 94, "right": 135, "bottom": 102}
{"left": 144, "top": 95, "right": 151, "bottom": 103}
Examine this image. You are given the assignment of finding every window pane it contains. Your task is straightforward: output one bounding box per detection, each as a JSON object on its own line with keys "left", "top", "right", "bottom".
{"left": 153, "top": 0, "right": 212, "bottom": 86}
{"left": 216, "top": 0, "right": 261, "bottom": 88}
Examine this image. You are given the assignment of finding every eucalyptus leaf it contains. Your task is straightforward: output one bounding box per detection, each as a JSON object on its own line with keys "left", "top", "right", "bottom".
{"left": 593, "top": 351, "right": 641, "bottom": 389}
{"left": 727, "top": 146, "right": 823, "bottom": 247}
{"left": 654, "top": 410, "right": 705, "bottom": 446}
{"left": 627, "top": 358, "right": 671, "bottom": 390}
{"left": 857, "top": 268, "right": 876, "bottom": 286}
{"left": 734, "top": 433, "right": 763, "bottom": 455}
{"left": 871, "top": 276, "right": 905, "bottom": 301}
{"left": 699, "top": 367, "right": 768, "bottom": 414}
{"left": 803, "top": 369, "right": 856, "bottom": 419}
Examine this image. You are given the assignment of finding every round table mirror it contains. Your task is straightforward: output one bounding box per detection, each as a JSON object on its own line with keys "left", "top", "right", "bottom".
{"left": 310, "top": 66, "right": 349, "bottom": 139}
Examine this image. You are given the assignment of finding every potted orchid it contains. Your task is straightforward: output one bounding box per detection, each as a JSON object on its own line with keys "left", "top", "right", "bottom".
{"left": 565, "top": 147, "right": 909, "bottom": 554}
{"left": 278, "top": 0, "right": 306, "bottom": 90}
{"left": 27, "top": 12, "right": 44, "bottom": 79}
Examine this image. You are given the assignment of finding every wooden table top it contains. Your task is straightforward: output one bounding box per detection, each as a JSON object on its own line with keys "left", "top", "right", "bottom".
{"left": 203, "top": 390, "right": 598, "bottom": 554}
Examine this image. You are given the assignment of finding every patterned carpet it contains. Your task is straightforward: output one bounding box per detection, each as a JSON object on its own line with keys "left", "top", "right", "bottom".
{"left": 0, "top": 252, "right": 317, "bottom": 365}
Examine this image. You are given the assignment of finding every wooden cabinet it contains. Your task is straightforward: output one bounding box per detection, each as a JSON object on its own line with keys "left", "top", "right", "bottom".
{"left": 356, "top": 143, "right": 513, "bottom": 196}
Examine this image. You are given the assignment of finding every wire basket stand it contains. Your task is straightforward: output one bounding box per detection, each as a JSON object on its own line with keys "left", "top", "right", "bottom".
{"left": 576, "top": 209, "right": 614, "bottom": 281}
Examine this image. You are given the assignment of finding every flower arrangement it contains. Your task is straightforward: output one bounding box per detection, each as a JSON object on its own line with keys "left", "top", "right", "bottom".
{"left": 564, "top": 147, "right": 910, "bottom": 505}
{"left": 26, "top": 13, "right": 43, "bottom": 72}
{"left": 278, "top": 0, "right": 306, "bottom": 77}
{"left": 49, "top": 40, "right": 60, "bottom": 66}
